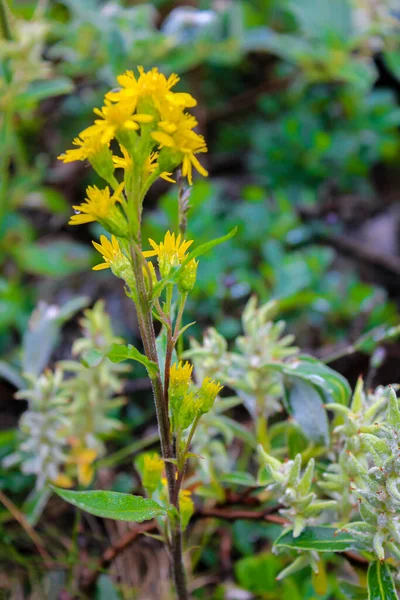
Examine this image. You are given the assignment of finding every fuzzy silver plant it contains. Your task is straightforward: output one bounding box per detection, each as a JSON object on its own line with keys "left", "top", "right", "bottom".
{"left": 4, "top": 301, "right": 128, "bottom": 489}
{"left": 341, "top": 387, "right": 400, "bottom": 561}
{"left": 258, "top": 446, "right": 336, "bottom": 538}
{"left": 320, "top": 378, "right": 390, "bottom": 518}
{"left": 186, "top": 296, "right": 298, "bottom": 419}
{"left": 3, "top": 369, "right": 71, "bottom": 490}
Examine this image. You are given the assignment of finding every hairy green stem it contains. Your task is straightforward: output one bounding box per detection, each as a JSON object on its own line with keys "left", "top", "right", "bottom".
{"left": 129, "top": 243, "right": 188, "bottom": 600}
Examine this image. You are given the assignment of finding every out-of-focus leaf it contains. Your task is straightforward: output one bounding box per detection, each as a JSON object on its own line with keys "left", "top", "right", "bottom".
{"left": 367, "top": 561, "right": 397, "bottom": 600}
{"left": 274, "top": 527, "right": 358, "bottom": 552}
{"left": 283, "top": 356, "right": 351, "bottom": 405}
{"left": 384, "top": 51, "right": 400, "bottom": 83}
{"left": 219, "top": 471, "right": 257, "bottom": 487}
{"left": 96, "top": 574, "right": 121, "bottom": 600}
{"left": 51, "top": 488, "right": 166, "bottom": 522}
{"left": 15, "top": 77, "right": 73, "bottom": 108}
{"left": 22, "top": 297, "right": 89, "bottom": 376}
{"left": 22, "top": 488, "right": 51, "bottom": 526}
{"left": 339, "top": 580, "right": 368, "bottom": 599}
{"left": 235, "top": 553, "right": 282, "bottom": 594}
{"left": 0, "top": 361, "right": 25, "bottom": 389}
{"left": 13, "top": 240, "right": 93, "bottom": 277}
{"left": 284, "top": 377, "right": 329, "bottom": 445}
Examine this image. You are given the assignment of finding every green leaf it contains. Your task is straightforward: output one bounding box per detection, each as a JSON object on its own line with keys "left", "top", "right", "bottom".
{"left": 96, "top": 574, "right": 121, "bottom": 600}
{"left": 180, "top": 226, "right": 238, "bottom": 269}
{"left": 235, "top": 553, "right": 282, "bottom": 594}
{"left": 15, "top": 77, "right": 74, "bottom": 109}
{"left": 51, "top": 488, "right": 166, "bottom": 522}
{"left": 383, "top": 51, "right": 400, "bottom": 84}
{"left": 22, "top": 297, "right": 89, "bottom": 376}
{"left": 81, "top": 348, "right": 104, "bottom": 368}
{"left": 274, "top": 526, "right": 358, "bottom": 552}
{"left": 0, "top": 360, "right": 25, "bottom": 389}
{"left": 367, "top": 561, "right": 397, "bottom": 600}
{"left": 107, "top": 343, "right": 158, "bottom": 377}
{"left": 13, "top": 240, "right": 92, "bottom": 277}
{"left": 284, "top": 356, "right": 351, "bottom": 405}
{"left": 339, "top": 580, "right": 368, "bottom": 600}
{"left": 220, "top": 471, "right": 257, "bottom": 487}
{"left": 284, "top": 377, "right": 329, "bottom": 445}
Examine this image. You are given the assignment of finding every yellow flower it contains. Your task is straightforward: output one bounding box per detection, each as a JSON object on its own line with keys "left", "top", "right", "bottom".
{"left": 178, "top": 258, "right": 198, "bottom": 293}
{"left": 170, "top": 361, "right": 193, "bottom": 390}
{"left": 52, "top": 473, "right": 73, "bottom": 488}
{"left": 143, "top": 231, "right": 193, "bottom": 277}
{"left": 92, "top": 234, "right": 123, "bottom": 271}
{"left": 112, "top": 145, "right": 132, "bottom": 170}
{"left": 179, "top": 488, "right": 194, "bottom": 530}
{"left": 69, "top": 182, "right": 128, "bottom": 235}
{"left": 152, "top": 112, "right": 208, "bottom": 185}
{"left": 169, "top": 362, "right": 194, "bottom": 432}
{"left": 67, "top": 442, "right": 98, "bottom": 487}
{"left": 81, "top": 99, "right": 153, "bottom": 145}
{"left": 107, "top": 66, "right": 196, "bottom": 113}
{"left": 58, "top": 134, "right": 108, "bottom": 163}
{"left": 197, "top": 377, "right": 223, "bottom": 415}
{"left": 142, "top": 452, "right": 164, "bottom": 495}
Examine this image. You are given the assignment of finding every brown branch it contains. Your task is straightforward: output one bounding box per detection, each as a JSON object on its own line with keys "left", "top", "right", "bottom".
{"left": 78, "top": 499, "right": 368, "bottom": 594}
{"left": 194, "top": 506, "right": 288, "bottom": 525}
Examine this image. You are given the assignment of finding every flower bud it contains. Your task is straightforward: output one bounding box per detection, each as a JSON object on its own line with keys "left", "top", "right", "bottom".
{"left": 178, "top": 259, "right": 198, "bottom": 293}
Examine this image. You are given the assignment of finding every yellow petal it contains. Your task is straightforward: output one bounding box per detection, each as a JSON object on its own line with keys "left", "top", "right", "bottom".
{"left": 151, "top": 131, "right": 175, "bottom": 148}
{"left": 190, "top": 153, "right": 208, "bottom": 177}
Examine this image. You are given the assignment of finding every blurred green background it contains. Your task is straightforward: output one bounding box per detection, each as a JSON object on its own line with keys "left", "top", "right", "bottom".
{"left": 1, "top": 0, "right": 400, "bottom": 597}
{"left": 2, "top": 0, "right": 400, "bottom": 362}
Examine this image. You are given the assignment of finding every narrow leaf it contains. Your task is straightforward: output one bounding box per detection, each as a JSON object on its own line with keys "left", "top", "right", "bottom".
{"left": 368, "top": 561, "right": 397, "bottom": 600}
{"left": 180, "top": 226, "right": 237, "bottom": 269}
{"left": 274, "top": 526, "right": 359, "bottom": 552}
{"left": 51, "top": 488, "right": 165, "bottom": 522}
{"left": 107, "top": 344, "right": 158, "bottom": 377}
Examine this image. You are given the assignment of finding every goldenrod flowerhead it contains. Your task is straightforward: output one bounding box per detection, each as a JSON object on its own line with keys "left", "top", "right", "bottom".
{"left": 179, "top": 488, "right": 194, "bottom": 530}
{"left": 197, "top": 377, "right": 223, "bottom": 415}
{"left": 92, "top": 235, "right": 136, "bottom": 293}
{"left": 152, "top": 112, "right": 208, "bottom": 185}
{"left": 169, "top": 362, "right": 194, "bottom": 433}
{"left": 70, "top": 183, "right": 128, "bottom": 236}
{"left": 143, "top": 231, "right": 193, "bottom": 277}
{"left": 178, "top": 258, "right": 198, "bottom": 293}
{"left": 82, "top": 99, "right": 153, "bottom": 146}
{"left": 66, "top": 443, "right": 98, "bottom": 487}
{"left": 170, "top": 361, "right": 193, "bottom": 390}
{"left": 51, "top": 473, "right": 73, "bottom": 489}
{"left": 142, "top": 452, "right": 164, "bottom": 495}
{"left": 112, "top": 145, "right": 133, "bottom": 171}
{"left": 107, "top": 67, "right": 196, "bottom": 113}
{"left": 92, "top": 234, "right": 123, "bottom": 271}
{"left": 58, "top": 134, "right": 106, "bottom": 163}
{"left": 58, "top": 134, "right": 116, "bottom": 183}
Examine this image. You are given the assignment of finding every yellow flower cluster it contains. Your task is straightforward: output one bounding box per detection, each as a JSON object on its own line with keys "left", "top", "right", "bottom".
{"left": 58, "top": 66, "right": 208, "bottom": 197}
{"left": 168, "top": 361, "right": 223, "bottom": 432}
{"left": 143, "top": 231, "right": 193, "bottom": 277}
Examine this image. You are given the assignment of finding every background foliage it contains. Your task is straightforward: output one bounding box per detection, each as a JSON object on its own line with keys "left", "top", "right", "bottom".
{"left": 1, "top": 0, "right": 400, "bottom": 598}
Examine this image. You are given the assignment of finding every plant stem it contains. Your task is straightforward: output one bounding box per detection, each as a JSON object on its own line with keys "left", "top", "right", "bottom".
{"left": 129, "top": 243, "right": 188, "bottom": 599}
{"left": 0, "top": 0, "right": 12, "bottom": 41}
